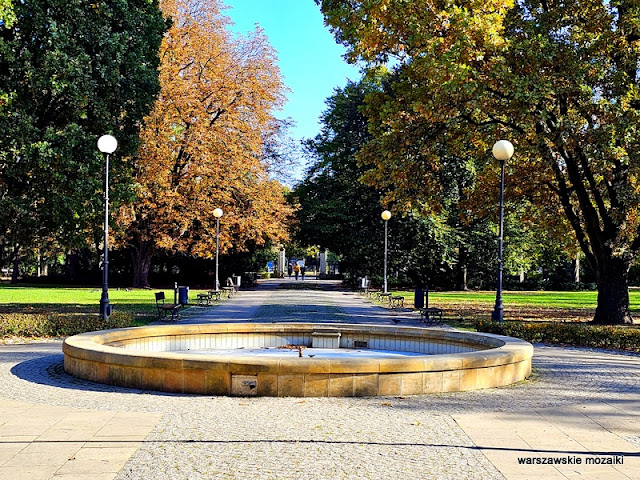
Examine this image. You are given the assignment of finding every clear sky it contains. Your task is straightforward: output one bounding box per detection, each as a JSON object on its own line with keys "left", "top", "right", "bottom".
{"left": 223, "top": 0, "right": 361, "bottom": 146}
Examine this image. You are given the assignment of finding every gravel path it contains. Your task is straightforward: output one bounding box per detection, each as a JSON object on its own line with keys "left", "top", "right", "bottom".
{"left": 1, "top": 279, "right": 639, "bottom": 479}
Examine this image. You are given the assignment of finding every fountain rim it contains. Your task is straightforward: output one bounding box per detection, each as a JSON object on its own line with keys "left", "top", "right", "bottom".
{"left": 63, "top": 322, "right": 533, "bottom": 374}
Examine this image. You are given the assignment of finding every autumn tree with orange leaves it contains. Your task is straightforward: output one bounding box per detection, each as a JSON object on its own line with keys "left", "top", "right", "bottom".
{"left": 118, "top": 0, "right": 293, "bottom": 287}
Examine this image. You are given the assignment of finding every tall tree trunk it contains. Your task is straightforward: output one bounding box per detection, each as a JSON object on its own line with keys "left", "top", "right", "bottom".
{"left": 574, "top": 253, "right": 580, "bottom": 284}
{"left": 456, "top": 245, "right": 468, "bottom": 291}
{"left": 593, "top": 256, "right": 633, "bottom": 324}
{"left": 539, "top": 130, "right": 635, "bottom": 325}
{"left": 10, "top": 248, "right": 20, "bottom": 284}
{"left": 131, "top": 240, "right": 155, "bottom": 288}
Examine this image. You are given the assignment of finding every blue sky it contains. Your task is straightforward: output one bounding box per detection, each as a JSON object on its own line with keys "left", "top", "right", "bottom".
{"left": 223, "top": 0, "right": 361, "bottom": 146}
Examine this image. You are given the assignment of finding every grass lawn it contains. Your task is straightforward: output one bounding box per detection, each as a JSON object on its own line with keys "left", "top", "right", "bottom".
{"left": 0, "top": 284, "right": 212, "bottom": 325}
{"left": 3, "top": 284, "right": 640, "bottom": 331}
{"left": 387, "top": 288, "right": 640, "bottom": 328}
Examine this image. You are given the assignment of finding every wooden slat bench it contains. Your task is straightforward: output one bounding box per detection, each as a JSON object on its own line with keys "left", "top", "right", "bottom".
{"left": 366, "top": 288, "right": 380, "bottom": 298}
{"left": 419, "top": 307, "right": 444, "bottom": 325}
{"left": 390, "top": 296, "right": 405, "bottom": 308}
{"left": 155, "top": 292, "right": 182, "bottom": 321}
{"left": 378, "top": 293, "right": 392, "bottom": 304}
{"left": 196, "top": 290, "right": 222, "bottom": 306}
{"left": 196, "top": 292, "right": 213, "bottom": 306}
{"left": 224, "top": 278, "right": 238, "bottom": 297}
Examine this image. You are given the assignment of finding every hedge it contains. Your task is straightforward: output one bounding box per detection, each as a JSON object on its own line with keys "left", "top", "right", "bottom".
{"left": 0, "top": 311, "right": 135, "bottom": 338}
{"left": 475, "top": 320, "right": 640, "bottom": 352}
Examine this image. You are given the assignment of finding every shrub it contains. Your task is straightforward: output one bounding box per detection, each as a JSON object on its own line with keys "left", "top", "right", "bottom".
{"left": 475, "top": 320, "right": 640, "bottom": 352}
{"left": 0, "top": 311, "right": 136, "bottom": 338}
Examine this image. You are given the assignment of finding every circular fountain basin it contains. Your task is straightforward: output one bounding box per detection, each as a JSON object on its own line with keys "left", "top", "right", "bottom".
{"left": 63, "top": 323, "right": 533, "bottom": 397}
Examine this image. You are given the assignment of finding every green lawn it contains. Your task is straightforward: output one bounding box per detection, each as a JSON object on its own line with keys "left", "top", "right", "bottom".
{"left": 391, "top": 289, "right": 640, "bottom": 310}
{"left": 381, "top": 288, "right": 640, "bottom": 327}
{"left": 3, "top": 284, "right": 640, "bottom": 324}
{"left": 0, "top": 284, "right": 211, "bottom": 323}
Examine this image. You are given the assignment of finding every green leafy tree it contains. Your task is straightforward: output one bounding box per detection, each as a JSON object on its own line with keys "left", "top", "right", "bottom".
{"left": 0, "top": 0, "right": 166, "bottom": 281}
{"left": 318, "top": 0, "right": 640, "bottom": 324}
{"left": 294, "top": 78, "right": 459, "bottom": 283}
{"left": 0, "top": 0, "right": 14, "bottom": 27}
{"left": 294, "top": 79, "right": 379, "bottom": 277}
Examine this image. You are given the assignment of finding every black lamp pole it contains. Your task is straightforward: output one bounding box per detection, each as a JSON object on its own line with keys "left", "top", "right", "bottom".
{"left": 491, "top": 140, "right": 514, "bottom": 322}
{"left": 381, "top": 210, "right": 391, "bottom": 293}
{"left": 97, "top": 135, "right": 117, "bottom": 320}
{"left": 492, "top": 158, "right": 506, "bottom": 322}
{"left": 213, "top": 208, "right": 223, "bottom": 290}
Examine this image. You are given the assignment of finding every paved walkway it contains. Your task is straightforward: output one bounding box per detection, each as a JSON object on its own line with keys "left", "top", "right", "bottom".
{"left": 0, "top": 278, "right": 639, "bottom": 479}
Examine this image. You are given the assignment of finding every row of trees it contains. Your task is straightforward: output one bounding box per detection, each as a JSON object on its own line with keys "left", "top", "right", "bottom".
{"left": 1, "top": 0, "right": 293, "bottom": 288}
{"left": 311, "top": 0, "right": 640, "bottom": 324}
{"left": 293, "top": 77, "right": 583, "bottom": 292}
{"left": 4, "top": 1, "right": 639, "bottom": 326}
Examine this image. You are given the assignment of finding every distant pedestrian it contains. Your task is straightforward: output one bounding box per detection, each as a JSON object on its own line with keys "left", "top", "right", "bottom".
{"left": 301, "top": 265, "right": 306, "bottom": 281}
{"left": 294, "top": 263, "right": 300, "bottom": 280}
{"left": 288, "top": 263, "right": 292, "bottom": 278}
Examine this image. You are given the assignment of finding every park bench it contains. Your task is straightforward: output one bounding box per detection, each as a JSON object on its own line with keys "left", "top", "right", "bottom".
{"left": 222, "top": 278, "right": 238, "bottom": 298}
{"left": 390, "top": 296, "right": 405, "bottom": 308}
{"left": 366, "top": 288, "right": 380, "bottom": 298}
{"left": 378, "top": 292, "right": 392, "bottom": 304}
{"left": 196, "top": 290, "right": 222, "bottom": 306}
{"left": 419, "top": 307, "right": 444, "bottom": 325}
{"left": 155, "top": 292, "right": 182, "bottom": 321}
{"left": 196, "top": 293, "right": 210, "bottom": 306}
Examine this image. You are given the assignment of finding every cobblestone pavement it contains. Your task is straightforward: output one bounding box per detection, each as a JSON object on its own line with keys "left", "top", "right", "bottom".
{"left": 1, "top": 279, "right": 639, "bottom": 479}
{"left": 178, "top": 278, "right": 420, "bottom": 325}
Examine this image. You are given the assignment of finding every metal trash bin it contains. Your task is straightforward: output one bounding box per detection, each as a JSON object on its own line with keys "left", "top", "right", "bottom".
{"left": 414, "top": 289, "right": 424, "bottom": 309}
{"left": 178, "top": 286, "right": 189, "bottom": 305}
{"left": 233, "top": 275, "right": 241, "bottom": 287}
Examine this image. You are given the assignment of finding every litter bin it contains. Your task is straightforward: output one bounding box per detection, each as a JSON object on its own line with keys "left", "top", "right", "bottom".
{"left": 178, "top": 286, "right": 189, "bottom": 305}
{"left": 414, "top": 289, "right": 424, "bottom": 309}
{"left": 233, "top": 275, "right": 241, "bottom": 288}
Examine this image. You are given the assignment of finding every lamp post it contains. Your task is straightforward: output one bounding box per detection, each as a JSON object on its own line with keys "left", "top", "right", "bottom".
{"left": 381, "top": 210, "right": 392, "bottom": 294}
{"left": 491, "top": 140, "right": 514, "bottom": 322}
{"left": 213, "top": 208, "right": 223, "bottom": 290}
{"left": 97, "top": 135, "right": 117, "bottom": 320}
